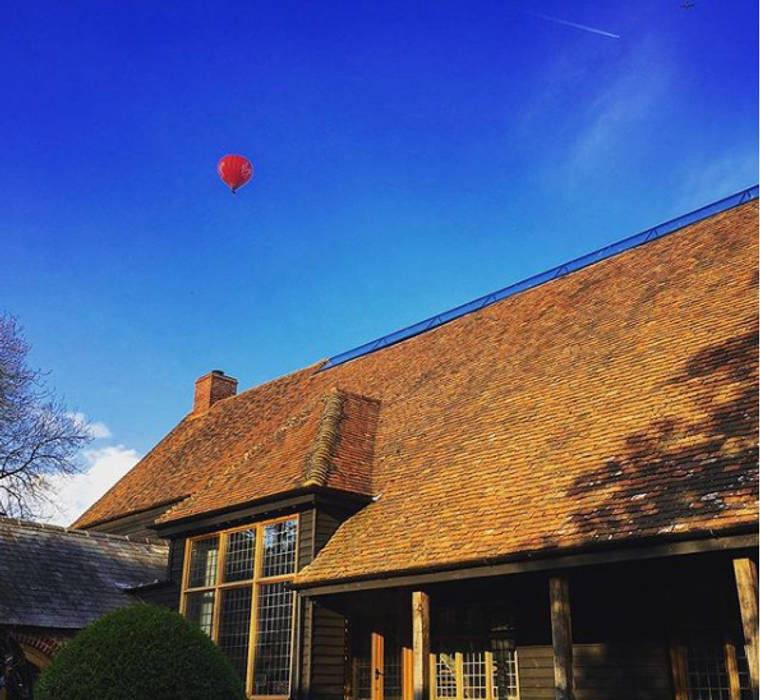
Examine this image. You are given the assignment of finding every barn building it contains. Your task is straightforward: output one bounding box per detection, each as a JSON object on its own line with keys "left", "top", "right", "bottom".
{"left": 72, "top": 188, "right": 759, "bottom": 700}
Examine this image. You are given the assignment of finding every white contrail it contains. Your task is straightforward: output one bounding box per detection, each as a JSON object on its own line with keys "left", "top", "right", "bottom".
{"left": 531, "top": 11, "right": 621, "bottom": 39}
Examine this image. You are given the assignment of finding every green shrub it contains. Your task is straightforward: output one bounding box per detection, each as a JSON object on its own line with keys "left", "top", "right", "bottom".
{"left": 35, "top": 604, "right": 246, "bottom": 700}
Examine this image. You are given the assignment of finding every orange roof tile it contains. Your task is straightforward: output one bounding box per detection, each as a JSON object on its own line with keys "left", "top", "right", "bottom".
{"left": 73, "top": 200, "right": 759, "bottom": 586}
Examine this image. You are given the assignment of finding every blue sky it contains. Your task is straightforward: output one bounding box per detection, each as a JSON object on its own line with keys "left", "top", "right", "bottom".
{"left": 2, "top": 1, "right": 757, "bottom": 521}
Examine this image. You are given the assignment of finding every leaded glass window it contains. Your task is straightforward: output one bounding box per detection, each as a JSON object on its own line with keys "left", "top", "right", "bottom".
{"left": 223, "top": 529, "right": 256, "bottom": 582}
{"left": 685, "top": 640, "right": 753, "bottom": 700}
{"left": 435, "top": 653, "right": 458, "bottom": 698}
{"left": 350, "top": 622, "right": 372, "bottom": 700}
{"left": 181, "top": 516, "right": 298, "bottom": 697}
{"left": 188, "top": 536, "right": 219, "bottom": 587}
{"left": 262, "top": 520, "right": 297, "bottom": 577}
{"left": 463, "top": 652, "right": 487, "bottom": 699}
{"left": 492, "top": 639, "right": 519, "bottom": 699}
{"left": 384, "top": 633, "right": 403, "bottom": 700}
{"left": 218, "top": 587, "right": 253, "bottom": 681}
{"left": 687, "top": 642, "right": 731, "bottom": 700}
{"left": 253, "top": 582, "right": 294, "bottom": 696}
{"left": 431, "top": 606, "right": 519, "bottom": 700}
{"left": 185, "top": 590, "right": 215, "bottom": 636}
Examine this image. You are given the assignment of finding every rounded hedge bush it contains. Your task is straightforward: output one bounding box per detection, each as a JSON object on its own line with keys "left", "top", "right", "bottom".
{"left": 35, "top": 604, "right": 247, "bottom": 700}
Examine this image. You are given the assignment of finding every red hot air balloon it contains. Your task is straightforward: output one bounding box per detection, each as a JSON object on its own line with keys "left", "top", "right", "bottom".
{"left": 217, "top": 154, "right": 253, "bottom": 193}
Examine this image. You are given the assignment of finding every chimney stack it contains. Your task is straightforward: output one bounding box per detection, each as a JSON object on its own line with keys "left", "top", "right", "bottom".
{"left": 193, "top": 370, "right": 238, "bottom": 414}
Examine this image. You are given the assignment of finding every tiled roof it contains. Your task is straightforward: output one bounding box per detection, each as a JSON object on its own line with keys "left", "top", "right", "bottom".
{"left": 74, "top": 200, "right": 758, "bottom": 586}
{"left": 155, "top": 389, "right": 378, "bottom": 523}
{"left": 0, "top": 518, "right": 168, "bottom": 628}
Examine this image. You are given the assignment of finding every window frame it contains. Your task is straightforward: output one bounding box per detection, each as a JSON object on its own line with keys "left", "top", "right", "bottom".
{"left": 180, "top": 514, "right": 299, "bottom": 699}
{"left": 670, "top": 636, "right": 751, "bottom": 700}
{"left": 428, "top": 650, "right": 519, "bottom": 700}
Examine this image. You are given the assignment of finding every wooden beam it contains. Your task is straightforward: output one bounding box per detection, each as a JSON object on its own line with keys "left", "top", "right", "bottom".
{"left": 733, "top": 558, "right": 759, "bottom": 698}
{"left": 550, "top": 576, "right": 574, "bottom": 700}
{"left": 412, "top": 591, "right": 430, "bottom": 700}
{"left": 296, "top": 532, "right": 758, "bottom": 596}
{"left": 155, "top": 493, "right": 317, "bottom": 537}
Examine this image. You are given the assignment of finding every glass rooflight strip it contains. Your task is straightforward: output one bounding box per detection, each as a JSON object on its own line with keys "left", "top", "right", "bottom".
{"left": 320, "top": 185, "right": 758, "bottom": 371}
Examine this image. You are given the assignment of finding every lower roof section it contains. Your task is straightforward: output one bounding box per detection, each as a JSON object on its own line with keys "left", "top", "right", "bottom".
{"left": 294, "top": 529, "right": 758, "bottom": 595}
{"left": 0, "top": 518, "right": 167, "bottom": 629}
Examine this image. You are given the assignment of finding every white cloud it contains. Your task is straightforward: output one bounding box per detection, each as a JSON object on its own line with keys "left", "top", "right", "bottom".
{"left": 518, "top": 36, "right": 671, "bottom": 190}
{"left": 67, "top": 411, "right": 113, "bottom": 440}
{"left": 41, "top": 444, "right": 141, "bottom": 526}
{"left": 566, "top": 41, "right": 670, "bottom": 174}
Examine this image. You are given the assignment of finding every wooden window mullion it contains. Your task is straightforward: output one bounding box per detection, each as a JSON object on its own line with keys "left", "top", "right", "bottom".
{"left": 485, "top": 651, "right": 494, "bottom": 700}
{"left": 514, "top": 649, "right": 521, "bottom": 700}
{"left": 247, "top": 523, "right": 264, "bottom": 697}
{"left": 211, "top": 532, "right": 226, "bottom": 643}
{"left": 724, "top": 639, "right": 741, "bottom": 700}
{"left": 428, "top": 653, "right": 436, "bottom": 700}
{"left": 179, "top": 538, "right": 192, "bottom": 615}
{"left": 455, "top": 652, "right": 464, "bottom": 700}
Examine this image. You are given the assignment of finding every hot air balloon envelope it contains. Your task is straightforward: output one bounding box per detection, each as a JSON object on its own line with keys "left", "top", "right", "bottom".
{"left": 217, "top": 155, "right": 253, "bottom": 193}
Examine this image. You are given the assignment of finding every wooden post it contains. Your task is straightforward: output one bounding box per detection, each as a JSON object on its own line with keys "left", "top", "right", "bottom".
{"left": 733, "top": 558, "right": 759, "bottom": 698}
{"left": 550, "top": 576, "right": 574, "bottom": 700}
{"left": 412, "top": 591, "right": 430, "bottom": 700}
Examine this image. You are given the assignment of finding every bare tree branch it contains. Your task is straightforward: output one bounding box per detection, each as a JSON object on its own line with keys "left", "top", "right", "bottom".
{"left": 0, "top": 314, "right": 91, "bottom": 518}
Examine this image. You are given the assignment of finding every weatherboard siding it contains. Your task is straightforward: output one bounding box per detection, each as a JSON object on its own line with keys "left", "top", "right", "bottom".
{"left": 517, "top": 643, "right": 672, "bottom": 700}
{"left": 300, "top": 506, "right": 352, "bottom": 700}
{"left": 86, "top": 502, "right": 173, "bottom": 539}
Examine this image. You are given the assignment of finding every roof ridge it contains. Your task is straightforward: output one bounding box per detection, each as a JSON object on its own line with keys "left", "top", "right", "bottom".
{"left": 320, "top": 185, "right": 759, "bottom": 370}
{"left": 192, "top": 361, "right": 327, "bottom": 416}
{"left": 303, "top": 389, "right": 344, "bottom": 487}
{"left": 0, "top": 516, "right": 167, "bottom": 547}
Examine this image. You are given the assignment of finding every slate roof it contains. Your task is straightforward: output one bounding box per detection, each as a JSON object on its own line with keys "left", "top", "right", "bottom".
{"left": 73, "top": 199, "right": 759, "bottom": 587}
{"left": 0, "top": 518, "right": 168, "bottom": 629}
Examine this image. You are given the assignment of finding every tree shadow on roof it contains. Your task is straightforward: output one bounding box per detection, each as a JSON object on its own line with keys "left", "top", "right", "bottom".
{"left": 562, "top": 319, "right": 758, "bottom": 541}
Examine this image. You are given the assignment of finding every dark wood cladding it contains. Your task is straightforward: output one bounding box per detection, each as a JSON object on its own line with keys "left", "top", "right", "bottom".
{"left": 309, "top": 603, "right": 347, "bottom": 700}
{"left": 298, "top": 510, "right": 316, "bottom": 699}
{"left": 86, "top": 502, "right": 173, "bottom": 539}
{"left": 299, "top": 506, "right": 354, "bottom": 700}
{"left": 518, "top": 643, "right": 671, "bottom": 700}
{"left": 131, "top": 537, "right": 184, "bottom": 610}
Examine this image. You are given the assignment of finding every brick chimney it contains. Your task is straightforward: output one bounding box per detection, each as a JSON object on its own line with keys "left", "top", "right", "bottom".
{"left": 193, "top": 370, "right": 238, "bottom": 414}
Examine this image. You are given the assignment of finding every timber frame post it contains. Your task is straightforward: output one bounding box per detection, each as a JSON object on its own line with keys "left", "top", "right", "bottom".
{"left": 412, "top": 591, "right": 430, "bottom": 700}
{"left": 550, "top": 575, "right": 574, "bottom": 700}
{"left": 733, "top": 558, "right": 759, "bottom": 698}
